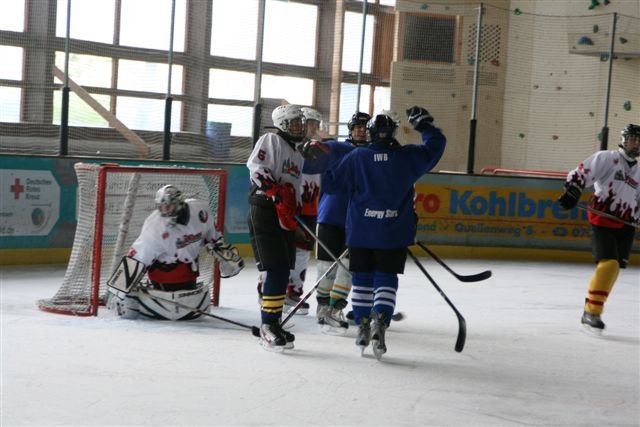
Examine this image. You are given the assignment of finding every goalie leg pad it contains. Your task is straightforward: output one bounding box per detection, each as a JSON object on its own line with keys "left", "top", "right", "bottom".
{"left": 136, "top": 283, "right": 211, "bottom": 321}
{"left": 106, "top": 286, "right": 141, "bottom": 319}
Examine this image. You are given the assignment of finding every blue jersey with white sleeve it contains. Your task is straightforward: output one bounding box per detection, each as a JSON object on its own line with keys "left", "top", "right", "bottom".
{"left": 322, "top": 127, "right": 446, "bottom": 249}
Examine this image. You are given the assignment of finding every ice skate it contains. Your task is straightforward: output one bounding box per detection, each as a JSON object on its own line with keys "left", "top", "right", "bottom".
{"left": 316, "top": 296, "right": 330, "bottom": 325}
{"left": 581, "top": 311, "right": 605, "bottom": 336}
{"left": 355, "top": 316, "right": 371, "bottom": 355}
{"left": 259, "top": 322, "right": 289, "bottom": 352}
{"left": 322, "top": 299, "right": 349, "bottom": 336}
{"left": 370, "top": 312, "right": 387, "bottom": 360}
{"left": 285, "top": 286, "right": 309, "bottom": 315}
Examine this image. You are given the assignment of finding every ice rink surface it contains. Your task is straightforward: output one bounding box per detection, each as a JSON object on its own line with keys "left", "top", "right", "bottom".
{"left": 1, "top": 254, "right": 638, "bottom": 426}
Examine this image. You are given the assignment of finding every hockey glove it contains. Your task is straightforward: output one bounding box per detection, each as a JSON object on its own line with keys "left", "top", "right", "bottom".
{"left": 274, "top": 182, "right": 298, "bottom": 231}
{"left": 558, "top": 183, "right": 582, "bottom": 210}
{"left": 206, "top": 241, "right": 245, "bottom": 278}
{"left": 298, "top": 140, "right": 330, "bottom": 161}
{"left": 406, "top": 106, "right": 434, "bottom": 132}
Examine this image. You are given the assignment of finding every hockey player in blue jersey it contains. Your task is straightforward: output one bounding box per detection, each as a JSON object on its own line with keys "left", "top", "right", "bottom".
{"left": 309, "top": 106, "right": 446, "bottom": 358}
{"left": 315, "top": 111, "right": 370, "bottom": 335}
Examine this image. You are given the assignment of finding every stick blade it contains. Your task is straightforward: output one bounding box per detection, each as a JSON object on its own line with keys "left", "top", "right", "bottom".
{"left": 454, "top": 316, "right": 467, "bottom": 352}
{"left": 457, "top": 270, "right": 492, "bottom": 282}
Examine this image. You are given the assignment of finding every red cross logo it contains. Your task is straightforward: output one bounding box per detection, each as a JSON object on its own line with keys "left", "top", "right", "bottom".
{"left": 10, "top": 178, "right": 25, "bottom": 200}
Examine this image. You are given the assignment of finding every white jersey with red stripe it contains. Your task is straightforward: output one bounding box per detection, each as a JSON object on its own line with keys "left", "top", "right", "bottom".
{"left": 300, "top": 172, "right": 321, "bottom": 216}
{"left": 566, "top": 149, "right": 640, "bottom": 227}
{"left": 247, "top": 132, "right": 305, "bottom": 204}
{"left": 127, "top": 199, "right": 220, "bottom": 273}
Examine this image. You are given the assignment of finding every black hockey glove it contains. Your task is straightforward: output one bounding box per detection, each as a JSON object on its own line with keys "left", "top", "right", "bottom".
{"left": 558, "top": 183, "right": 582, "bottom": 210}
{"left": 298, "top": 140, "right": 330, "bottom": 161}
{"left": 406, "top": 106, "right": 434, "bottom": 132}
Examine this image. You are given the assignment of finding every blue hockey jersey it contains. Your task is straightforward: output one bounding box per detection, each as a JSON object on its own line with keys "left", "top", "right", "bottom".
{"left": 317, "top": 139, "right": 356, "bottom": 227}
{"left": 322, "top": 127, "right": 446, "bottom": 249}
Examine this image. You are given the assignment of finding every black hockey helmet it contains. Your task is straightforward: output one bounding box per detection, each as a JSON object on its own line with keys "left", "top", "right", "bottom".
{"left": 620, "top": 123, "right": 640, "bottom": 159}
{"left": 348, "top": 112, "right": 371, "bottom": 146}
{"left": 367, "top": 112, "right": 399, "bottom": 143}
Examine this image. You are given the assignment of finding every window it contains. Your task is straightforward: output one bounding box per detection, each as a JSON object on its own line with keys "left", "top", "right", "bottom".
{"left": 52, "top": 91, "right": 110, "bottom": 127}
{"left": 207, "top": 104, "right": 253, "bottom": 137}
{"left": 0, "top": 87, "right": 21, "bottom": 122}
{"left": 117, "top": 96, "right": 181, "bottom": 131}
{"left": 56, "top": 0, "right": 115, "bottom": 43}
{"left": 54, "top": 53, "right": 112, "bottom": 88}
{"left": 339, "top": 83, "right": 371, "bottom": 137}
{"left": 263, "top": 0, "right": 317, "bottom": 67}
{"left": 117, "top": 60, "right": 183, "bottom": 95}
{"left": 209, "top": 69, "right": 254, "bottom": 101}
{"left": 0, "top": 46, "right": 23, "bottom": 80}
{"left": 120, "top": 0, "right": 186, "bottom": 52}
{"left": 0, "top": 0, "right": 25, "bottom": 31}
{"left": 262, "top": 74, "right": 313, "bottom": 106}
{"left": 211, "top": 0, "right": 258, "bottom": 60}
{"left": 342, "top": 11, "right": 374, "bottom": 73}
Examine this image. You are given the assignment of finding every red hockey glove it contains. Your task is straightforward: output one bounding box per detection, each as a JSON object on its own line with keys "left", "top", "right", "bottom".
{"left": 274, "top": 182, "right": 298, "bottom": 231}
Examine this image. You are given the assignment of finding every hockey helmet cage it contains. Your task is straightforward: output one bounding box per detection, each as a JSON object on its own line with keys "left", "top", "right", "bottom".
{"left": 155, "top": 185, "right": 185, "bottom": 219}
{"left": 271, "top": 104, "right": 306, "bottom": 142}
{"left": 620, "top": 124, "right": 640, "bottom": 159}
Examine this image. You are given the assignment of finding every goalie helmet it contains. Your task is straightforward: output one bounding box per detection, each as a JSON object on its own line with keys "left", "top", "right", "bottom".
{"left": 367, "top": 111, "right": 399, "bottom": 143}
{"left": 619, "top": 124, "right": 640, "bottom": 159}
{"left": 155, "top": 185, "right": 185, "bottom": 220}
{"left": 347, "top": 111, "right": 371, "bottom": 146}
{"left": 272, "top": 104, "right": 306, "bottom": 143}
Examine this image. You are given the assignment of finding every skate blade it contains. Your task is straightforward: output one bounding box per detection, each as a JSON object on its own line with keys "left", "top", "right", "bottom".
{"left": 372, "top": 344, "right": 386, "bottom": 360}
{"left": 321, "top": 324, "right": 348, "bottom": 336}
{"left": 581, "top": 324, "right": 604, "bottom": 337}
{"left": 284, "top": 306, "right": 309, "bottom": 316}
{"left": 358, "top": 345, "right": 367, "bottom": 356}
{"left": 259, "top": 339, "right": 286, "bottom": 353}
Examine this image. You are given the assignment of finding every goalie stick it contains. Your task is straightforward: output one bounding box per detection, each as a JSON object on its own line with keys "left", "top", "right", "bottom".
{"left": 407, "top": 248, "right": 466, "bottom": 353}
{"left": 415, "top": 241, "right": 492, "bottom": 283}
{"left": 576, "top": 205, "right": 640, "bottom": 229}
{"left": 138, "top": 287, "right": 261, "bottom": 337}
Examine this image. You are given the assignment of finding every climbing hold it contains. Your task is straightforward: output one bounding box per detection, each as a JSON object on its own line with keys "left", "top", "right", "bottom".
{"left": 514, "top": 8, "right": 522, "bottom": 15}
{"left": 589, "top": 112, "right": 595, "bottom": 117}
{"left": 578, "top": 36, "right": 594, "bottom": 45}
{"left": 603, "top": 0, "right": 610, "bottom": 4}
{"left": 420, "top": 4, "right": 428, "bottom": 10}
{"left": 619, "top": 37, "right": 628, "bottom": 44}
{"left": 533, "top": 84, "right": 539, "bottom": 89}
{"left": 519, "top": 133, "right": 525, "bottom": 139}
{"left": 600, "top": 53, "right": 609, "bottom": 61}
{"left": 556, "top": 86, "right": 563, "bottom": 91}
{"left": 597, "top": 132, "right": 603, "bottom": 141}
{"left": 588, "top": 0, "right": 600, "bottom": 10}
{"left": 552, "top": 135, "right": 559, "bottom": 141}
{"left": 593, "top": 24, "right": 599, "bottom": 33}
{"left": 623, "top": 101, "right": 631, "bottom": 111}
{"left": 491, "top": 59, "right": 500, "bottom": 66}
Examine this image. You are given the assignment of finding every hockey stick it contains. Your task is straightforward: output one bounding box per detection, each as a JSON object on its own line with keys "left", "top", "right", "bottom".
{"left": 295, "top": 215, "right": 350, "bottom": 275}
{"left": 407, "top": 248, "right": 466, "bottom": 353}
{"left": 138, "top": 287, "right": 261, "bottom": 337}
{"left": 415, "top": 241, "right": 492, "bottom": 282}
{"left": 280, "top": 248, "right": 349, "bottom": 327}
{"left": 576, "top": 205, "right": 639, "bottom": 229}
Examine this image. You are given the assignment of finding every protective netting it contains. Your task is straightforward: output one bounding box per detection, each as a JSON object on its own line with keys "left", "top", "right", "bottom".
{"left": 1, "top": 1, "right": 638, "bottom": 172}
{"left": 38, "top": 163, "right": 226, "bottom": 316}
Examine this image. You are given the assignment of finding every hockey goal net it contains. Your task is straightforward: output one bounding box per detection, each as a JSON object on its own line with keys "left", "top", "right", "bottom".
{"left": 38, "top": 163, "right": 228, "bottom": 316}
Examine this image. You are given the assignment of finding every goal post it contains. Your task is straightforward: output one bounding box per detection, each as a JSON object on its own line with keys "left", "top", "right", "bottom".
{"left": 38, "top": 163, "right": 228, "bottom": 316}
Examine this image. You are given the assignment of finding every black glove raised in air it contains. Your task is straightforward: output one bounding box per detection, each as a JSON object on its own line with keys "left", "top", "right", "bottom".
{"left": 406, "top": 106, "right": 434, "bottom": 132}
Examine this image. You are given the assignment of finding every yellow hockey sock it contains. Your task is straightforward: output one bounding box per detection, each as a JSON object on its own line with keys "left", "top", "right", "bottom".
{"left": 584, "top": 259, "right": 619, "bottom": 315}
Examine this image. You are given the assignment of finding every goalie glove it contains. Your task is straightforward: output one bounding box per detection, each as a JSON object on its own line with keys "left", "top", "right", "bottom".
{"left": 406, "top": 106, "right": 434, "bottom": 132}
{"left": 558, "top": 182, "right": 582, "bottom": 210}
{"left": 206, "top": 242, "right": 245, "bottom": 278}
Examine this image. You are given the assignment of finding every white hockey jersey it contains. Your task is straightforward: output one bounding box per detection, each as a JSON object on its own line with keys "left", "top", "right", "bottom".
{"left": 127, "top": 199, "right": 220, "bottom": 282}
{"left": 566, "top": 150, "right": 640, "bottom": 227}
{"left": 247, "top": 132, "right": 305, "bottom": 205}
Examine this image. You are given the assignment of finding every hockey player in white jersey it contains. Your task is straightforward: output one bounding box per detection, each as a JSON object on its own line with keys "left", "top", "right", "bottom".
{"left": 247, "top": 104, "right": 309, "bottom": 351}
{"left": 106, "top": 184, "right": 244, "bottom": 320}
{"left": 558, "top": 123, "right": 640, "bottom": 334}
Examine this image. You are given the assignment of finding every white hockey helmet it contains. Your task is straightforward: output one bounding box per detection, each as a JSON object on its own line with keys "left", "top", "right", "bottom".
{"left": 301, "top": 107, "right": 325, "bottom": 139}
{"left": 155, "top": 185, "right": 185, "bottom": 219}
{"left": 271, "top": 104, "right": 306, "bottom": 142}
